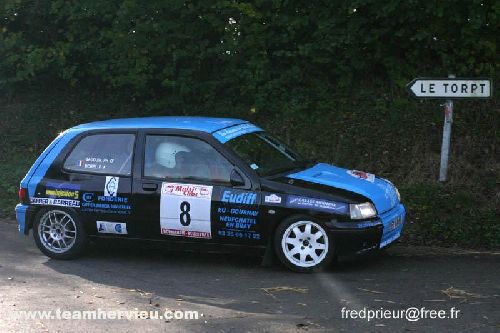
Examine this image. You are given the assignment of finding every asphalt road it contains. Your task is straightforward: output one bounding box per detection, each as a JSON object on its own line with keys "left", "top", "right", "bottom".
{"left": 0, "top": 220, "right": 498, "bottom": 333}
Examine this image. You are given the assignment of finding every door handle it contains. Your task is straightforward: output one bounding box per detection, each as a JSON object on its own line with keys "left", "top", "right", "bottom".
{"left": 142, "top": 183, "right": 158, "bottom": 191}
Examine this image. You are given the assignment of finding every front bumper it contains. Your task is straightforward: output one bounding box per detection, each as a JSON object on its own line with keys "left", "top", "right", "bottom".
{"left": 329, "top": 203, "right": 406, "bottom": 256}
{"left": 378, "top": 203, "right": 406, "bottom": 248}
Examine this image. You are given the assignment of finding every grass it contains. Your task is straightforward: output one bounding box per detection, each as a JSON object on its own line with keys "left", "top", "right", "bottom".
{"left": 0, "top": 89, "right": 498, "bottom": 249}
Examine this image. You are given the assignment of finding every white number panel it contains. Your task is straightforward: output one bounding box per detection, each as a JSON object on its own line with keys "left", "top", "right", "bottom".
{"left": 160, "top": 182, "right": 213, "bottom": 239}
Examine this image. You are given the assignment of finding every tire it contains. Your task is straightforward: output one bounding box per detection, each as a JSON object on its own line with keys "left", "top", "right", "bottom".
{"left": 33, "top": 208, "right": 87, "bottom": 259}
{"left": 274, "top": 216, "right": 334, "bottom": 273}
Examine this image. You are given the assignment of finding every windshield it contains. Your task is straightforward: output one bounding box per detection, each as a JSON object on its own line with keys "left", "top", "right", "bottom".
{"left": 224, "top": 132, "right": 308, "bottom": 177}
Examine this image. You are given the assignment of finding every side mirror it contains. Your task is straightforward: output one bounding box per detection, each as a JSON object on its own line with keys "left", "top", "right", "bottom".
{"left": 230, "top": 169, "right": 245, "bottom": 187}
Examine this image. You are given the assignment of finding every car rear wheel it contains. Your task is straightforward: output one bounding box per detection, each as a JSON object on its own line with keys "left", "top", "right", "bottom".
{"left": 275, "top": 216, "right": 334, "bottom": 272}
{"left": 33, "top": 208, "right": 87, "bottom": 259}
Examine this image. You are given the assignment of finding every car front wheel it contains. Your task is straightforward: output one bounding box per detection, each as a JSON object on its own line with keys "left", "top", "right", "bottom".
{"left": 275, "top": 216, "right": 334, "bottom": 272}
{"left": 33, "top": 208, "right": 87, "bottom": 259}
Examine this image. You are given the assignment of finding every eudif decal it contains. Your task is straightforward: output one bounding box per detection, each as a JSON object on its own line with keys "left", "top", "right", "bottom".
{"left": 160, "top": 183, "right": 213, "bottom": 239}
{"left": 215, "top": 189, "right": 261, "bottom": 241}
{"left": 221, "top": 190, "right": 257, "bottom": 204}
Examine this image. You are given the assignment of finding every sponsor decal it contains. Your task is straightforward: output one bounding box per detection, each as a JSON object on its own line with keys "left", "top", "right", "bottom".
{"left": 160, "top": 229, "right": 211, "bottom": 239}
{"left": 221, "top": 190, "right": 257, "bottom": 205}
{"left": 104, "top": 176, "right": 119, "bottom": 197}
{"left": 82, "top": 192, "right": 95, "bottom": 203}
{"left": 346, "top": 170, "right": 375, "bottom": 183}
{"left": 212, "top": 123, "right": 262, "bottom": 143}
{"left": 161, "top": 183, "right": 211, "bottom": 199}
{"left": 96, "top": 221, "right": 128, "bottom": 235}
{"left": 45, "top": 188, "right": 79, "bottom": 200}
{"left": 215, "top": 189, "right": 261, "bottom": 240}
{"left": 286, "top": 195, "right": 349, "bottom": 214}
{"left": 264, "top": 194, "right": 282, "bottom": 204}
{"left": 45, "top": 182, "right": 80, "bottom": 200}
{"left": 160, "top": 182, "right": 213, "bottom": 239}
{"left": 31, "top": 197, "right": 80, "bottom": 208}
{"left": 81, "top": 192, "right": 131, "bottom": 215}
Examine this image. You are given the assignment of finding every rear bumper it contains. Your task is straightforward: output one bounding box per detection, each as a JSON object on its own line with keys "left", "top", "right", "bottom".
{"left": 329, "top": 203, "right": 406, "bottom": 256}
{"left": 15, "top": 204, "right": 33, "bottom": 235}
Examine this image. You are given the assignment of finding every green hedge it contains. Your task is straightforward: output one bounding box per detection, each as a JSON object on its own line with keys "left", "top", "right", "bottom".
{"left": 1, "top": 1, "right": 497, "bottom": 110}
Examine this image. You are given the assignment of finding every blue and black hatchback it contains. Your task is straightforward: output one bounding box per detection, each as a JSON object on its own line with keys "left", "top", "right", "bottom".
{"left": 16, "top": 117, "right": 405, "bottom": 272}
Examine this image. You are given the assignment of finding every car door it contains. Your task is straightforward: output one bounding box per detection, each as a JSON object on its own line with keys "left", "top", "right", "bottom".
{"left": 132, "top": 130, "right": 264, "bottom": 244}
{"left": 59, "top": 132, "right": 136, "bottom": 237}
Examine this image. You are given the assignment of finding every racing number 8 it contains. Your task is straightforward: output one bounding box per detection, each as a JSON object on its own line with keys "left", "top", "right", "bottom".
{"left": 179, "top": 201, "right": 191, "bottom": 226}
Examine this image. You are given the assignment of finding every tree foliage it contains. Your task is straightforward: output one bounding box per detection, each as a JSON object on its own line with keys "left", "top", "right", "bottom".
{"left": 0, "top": 0, "right": 497, "bottom": 115}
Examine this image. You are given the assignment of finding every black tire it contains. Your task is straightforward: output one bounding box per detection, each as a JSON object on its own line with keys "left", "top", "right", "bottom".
{"left": 33, "top": 208, "right": 87, "bottom": 259}
{"left": 274, "top": 215, "right": 334, "bottom": 273}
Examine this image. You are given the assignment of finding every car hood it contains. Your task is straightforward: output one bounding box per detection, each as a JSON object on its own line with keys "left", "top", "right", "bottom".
{"left": 287, "top": 163, "right": 399, "bottom": 214}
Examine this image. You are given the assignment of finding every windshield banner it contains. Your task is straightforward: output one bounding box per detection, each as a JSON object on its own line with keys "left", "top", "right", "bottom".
{"left": 213, "top": 123, "right": 262, "bottom": 143}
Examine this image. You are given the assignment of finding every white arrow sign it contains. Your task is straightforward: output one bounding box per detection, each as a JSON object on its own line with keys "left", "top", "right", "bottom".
{"left": 407, "top": 78, "right": 491, "bottom": 99}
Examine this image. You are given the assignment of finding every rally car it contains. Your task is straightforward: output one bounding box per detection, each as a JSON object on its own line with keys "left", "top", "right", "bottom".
{"left": 15, "top": 117, "right": 405, "bottom": 272}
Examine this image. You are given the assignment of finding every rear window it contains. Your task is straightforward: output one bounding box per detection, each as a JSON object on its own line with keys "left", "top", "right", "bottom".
{"left": 63, "top": 134, "right": 135, "bottom": 176}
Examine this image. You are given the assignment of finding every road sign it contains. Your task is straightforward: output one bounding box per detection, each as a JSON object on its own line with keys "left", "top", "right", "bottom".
{"left": 407, "top": 78, "right": 491, "bottom": 99}
{"left": 407, "top": 75, "right": 492, "bottom": 182}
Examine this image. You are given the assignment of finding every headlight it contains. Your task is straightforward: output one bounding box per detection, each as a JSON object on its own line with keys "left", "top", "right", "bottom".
{"left": 350, "top": 202, "right": 377, "bottom": 219}
{"left": 395, "top": 187, "right": 401, "bottom": 202}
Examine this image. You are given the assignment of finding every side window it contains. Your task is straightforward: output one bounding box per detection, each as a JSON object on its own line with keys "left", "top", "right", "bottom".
{"left": 64, "top": 134, "right": 135, "bottom": 176}
{"left": 144, "top": 135, "right": 233, "bottom": 184}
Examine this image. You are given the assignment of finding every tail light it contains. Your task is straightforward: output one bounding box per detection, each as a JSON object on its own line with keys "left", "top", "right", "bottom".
{"left": 18, "top": 187, "right": 28, "bottom": 204}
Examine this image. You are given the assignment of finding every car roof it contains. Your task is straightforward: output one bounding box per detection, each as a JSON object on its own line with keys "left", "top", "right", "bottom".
{"left": 70, "top": 116, "right": 249, "bottom": 133}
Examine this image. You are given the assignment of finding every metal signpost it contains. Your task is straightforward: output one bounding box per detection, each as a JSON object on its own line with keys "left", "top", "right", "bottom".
{"left": 407, "top": 76, "right": 492, "bottom": 182}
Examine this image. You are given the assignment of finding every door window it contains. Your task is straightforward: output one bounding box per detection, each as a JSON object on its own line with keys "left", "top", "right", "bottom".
{"left": 144, "top": 135, "right": 233, "bottom": 184}
{"left": 64, "top": 134, "right": 135, "bottom": 176}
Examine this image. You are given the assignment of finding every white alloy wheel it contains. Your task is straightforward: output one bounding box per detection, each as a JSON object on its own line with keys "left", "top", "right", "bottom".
{"left": 37, "top": 210, "right": 77, "bottom": 254}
